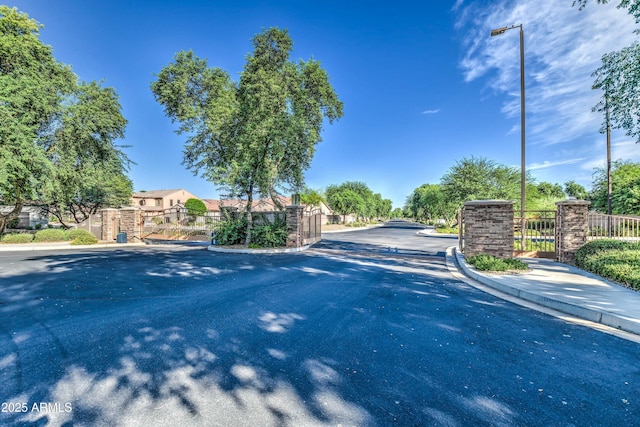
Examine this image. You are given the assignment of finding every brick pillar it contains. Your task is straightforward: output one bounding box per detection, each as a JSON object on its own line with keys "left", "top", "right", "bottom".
{"left": 555, "top": 200, "right": 590, "bottom": 265}
{"left": 463, "top": 200, "right": 515, "bottom": 258}
{"left": 101, "top": 208, "right": 119, "bottom": 241}
{"left": 286, "top": 205, "right": 304, "bottom": 248}
{"left": 120, "top": 207, "right": 143, "bottom": 242}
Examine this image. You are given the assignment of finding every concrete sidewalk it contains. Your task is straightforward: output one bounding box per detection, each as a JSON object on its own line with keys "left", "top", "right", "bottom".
{"left": 447, "top": 246, "right": 640, "bottom": 336}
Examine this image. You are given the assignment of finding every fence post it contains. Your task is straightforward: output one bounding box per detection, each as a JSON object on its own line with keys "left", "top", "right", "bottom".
{"left": 555, "top": 199, "right": 590, "bottom": 265}
{"left": 101, "top": 208, "right": 119, "bottom": 241}
{"left": 285, "top": 205, "right": 304, "bottom": 248}
{"left": 120, "top": 207, "right": 143, "bottom": 243}
{"left": 463, "top": 200, "right": 514, "bottom": 258}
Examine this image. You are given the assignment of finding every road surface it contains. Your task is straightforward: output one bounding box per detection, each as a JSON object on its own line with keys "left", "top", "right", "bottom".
{"left": 0, "top": 221, "right": 638, "bottom": 425}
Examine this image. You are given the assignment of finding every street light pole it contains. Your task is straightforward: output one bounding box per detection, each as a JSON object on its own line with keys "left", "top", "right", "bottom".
{"left": 491, "top": 24, "right": 526, "bottom": 252}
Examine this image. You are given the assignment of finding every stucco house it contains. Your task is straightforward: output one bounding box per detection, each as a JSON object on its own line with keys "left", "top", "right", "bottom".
{"left": 202, "top": 196, "right": 293, "bottom": 213}
{"left": 131, "top": 189, "right": 200, "bottom": 213}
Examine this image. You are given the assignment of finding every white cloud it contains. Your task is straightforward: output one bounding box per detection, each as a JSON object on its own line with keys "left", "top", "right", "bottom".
{"left": 456, "top": 0, "right": 637, "bottom": 147}
{"left": 528, "top": 157, "right": 587, "bottom": 170}
{"left": 421, "top": 108, "right": 441, "bottom": 115}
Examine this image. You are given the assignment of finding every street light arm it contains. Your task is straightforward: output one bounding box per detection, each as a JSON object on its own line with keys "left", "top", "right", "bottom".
{"left": 490, "top": 24, "right": 522, "bottom": 37}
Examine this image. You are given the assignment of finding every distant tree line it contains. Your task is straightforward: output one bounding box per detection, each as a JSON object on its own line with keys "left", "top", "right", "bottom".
{"left": 300, "top": 182, "right": 393, "bottom": 223}
{"left": 403, "top": 156, "right": 640, "bottom": 224}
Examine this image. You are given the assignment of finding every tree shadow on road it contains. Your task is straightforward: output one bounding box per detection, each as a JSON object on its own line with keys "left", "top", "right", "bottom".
{"left": 1, "top": 245, "right": 638, "bottom": 426}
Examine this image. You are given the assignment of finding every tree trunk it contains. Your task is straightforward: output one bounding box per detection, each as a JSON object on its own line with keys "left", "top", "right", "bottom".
{"left": 0, "top": 199, "right": 24, "bottom": 235}
{"left": 244, "top": 190, "right": 254, "bottom": 246}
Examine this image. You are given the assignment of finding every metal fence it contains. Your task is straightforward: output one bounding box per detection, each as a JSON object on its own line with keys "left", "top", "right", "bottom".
{"left": 302, "top": 208, "right": 322, "bottom": 245}
{"left": 514, "top": 210, "right": 556, "bottom": 258}
{"left": 588, "top": 212, "right": 640, "bottom": 240}
{"left": 142, "top": 208, "right": 223, "bottom": 239}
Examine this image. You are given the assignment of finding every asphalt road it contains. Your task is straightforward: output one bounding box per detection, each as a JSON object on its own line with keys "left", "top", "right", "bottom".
{"left": 0, "top": 222, "right": 638, "bottom": 426}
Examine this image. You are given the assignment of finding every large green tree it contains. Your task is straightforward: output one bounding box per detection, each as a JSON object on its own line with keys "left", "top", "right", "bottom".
{"left": 591, "top": 160, "right": 640, "bottom": 214}
{"left": 0, "top": 7, "right": 131, "bottom": 233}
{"left": 0, "top": 6, "right": 74, "bottom": 233}
{"left": 592, "top": 42, "right": 640, "bottom": 142}
{"left": 39, "top": 81, "right": 132, "bottom": 226}
{"left": 575, "top": 1, "right": 640, "bottom": 142}
{"left": 151, "top": 28, "right": 343, "bottom": 245}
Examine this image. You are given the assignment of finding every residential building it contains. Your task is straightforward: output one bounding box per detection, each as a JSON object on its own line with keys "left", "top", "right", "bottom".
{"left": 131, "top": 189, "right": 200, "bottom": 213}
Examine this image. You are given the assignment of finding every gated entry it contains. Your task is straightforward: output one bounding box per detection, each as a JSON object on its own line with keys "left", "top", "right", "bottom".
{"left": 302, "top": 208, "right": 322, "bottom": 245}
{"left": 514, "top": 210, "right": 556, "bottom": 259}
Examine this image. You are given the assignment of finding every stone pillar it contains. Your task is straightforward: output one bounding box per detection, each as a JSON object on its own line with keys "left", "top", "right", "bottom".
{"left": 101, "top": 208, "right": 119, "bottom": 241}
{"left": 555, "top": 200, "right": 590, "bottom": 265}
{"left": 463, "top": 200, "right": 515, "bottom": 258}
{"left": 120, "top": 207, "right": 143, "bottom": 242}
{"left": 286, "top": 205, "right": 304, "bottom": 248}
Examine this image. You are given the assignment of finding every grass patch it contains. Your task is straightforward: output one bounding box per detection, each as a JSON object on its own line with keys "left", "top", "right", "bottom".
{"left": 435, "top": 224, "right": 458, "bottom": 234}
{"left": 576, "top": 239, "right": 640, "bottom": 290}
{"left": 467, "top": 253, "right": 529, "bottom": 272}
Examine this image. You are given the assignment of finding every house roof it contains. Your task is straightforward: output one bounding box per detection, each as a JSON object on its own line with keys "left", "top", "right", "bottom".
{"left": 132, "top": 189, "right": 193, "bottom": 198}
{"left": 202, "top": 196, "right": 293, "bottom": 212}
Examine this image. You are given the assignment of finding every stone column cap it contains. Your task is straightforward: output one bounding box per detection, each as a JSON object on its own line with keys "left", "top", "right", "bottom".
{"left": 464, "top": 200, "right": 515, "bottom": 206}
{"left": 555, "top": 199, "right": 591, "bottom": 206}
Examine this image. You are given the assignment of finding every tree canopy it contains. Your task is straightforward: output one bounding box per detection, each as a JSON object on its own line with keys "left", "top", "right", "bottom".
{"left": 151, "top": 27, "right": 343, "bottom": 244}
{"left": 184, "top": 198, "right": 207, "bottom": 216}
{"left": 325, "top": 181, "right": 392, "bottom": 222}
{"left": 575, "top": 1, "right": 640, "bottom": 142}
{"left": 564, "top": 180, "right": 589, "bottom": 199}
{"left": 574, "top": 1, "right": 640, "bottom": 28}
{"left": 0, "top": 6, "right": 131, "bottom": 232}
{"left": 592, "top": 42, "right": 640, "bottom": 142}
{"left": 591, "top": 160, "right": 640, "bottom": 214}
{"left": 440, "top": 156, "right": 531, "bottom": 209}
{"left": 405, "top": 184, "right": 457, "bottom": 226}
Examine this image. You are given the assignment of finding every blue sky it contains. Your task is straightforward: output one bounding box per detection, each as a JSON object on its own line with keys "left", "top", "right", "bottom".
{"left": 9, "top": 0, "right": 640, "bottom": 208}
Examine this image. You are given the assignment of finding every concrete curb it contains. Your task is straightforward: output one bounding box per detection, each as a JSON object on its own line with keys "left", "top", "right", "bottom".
{"left": 207, "top": 244, "right": 313, "bottom": 254}
{"left": 321, "top": 224, "right": 385, "bottom": 234}
{"left": 446, "top": 246, "right": 640, "bottom": 336}
{"left": 0, "top": 242, "right": 146, "bottom": 252}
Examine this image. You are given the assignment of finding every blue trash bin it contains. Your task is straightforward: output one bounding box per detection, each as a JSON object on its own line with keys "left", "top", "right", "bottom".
{"left": 116, "top": 232, "right": 127, "bottom": 243}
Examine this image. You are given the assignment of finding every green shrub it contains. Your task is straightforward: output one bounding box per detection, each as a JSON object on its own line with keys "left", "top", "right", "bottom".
{"left": 214, "top": 215, "right": 248, "bottom": 245}
{"left": 576, "top": 240, "right": 640, "bottom": 289}
{"left": 7, "top": 218, "right": 19, "bottom": 229}
{"left": 251, "top": 218, "right": 288, "bottom": 248}
{"left": 34, "top": 228, "right": 68, "bottom": 242}
{"left": 467, "top": 253, "right": 529, "bottom": 272}
{"left": 346, "top": 221, "right": 369, "bottom": 227}
{"left": 1, "top": 233, "right": 34, "bottom": 244}
{"left": 68, "top": 229, "right": 98, "bottom": 245}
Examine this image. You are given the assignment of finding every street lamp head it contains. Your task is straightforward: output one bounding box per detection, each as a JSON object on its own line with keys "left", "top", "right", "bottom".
{"left": 491, "top": 27, "right": 508, "bottom": 36}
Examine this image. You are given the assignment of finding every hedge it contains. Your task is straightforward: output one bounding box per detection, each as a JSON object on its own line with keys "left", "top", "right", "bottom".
{"left": 1, "top": 233, "right": 34, "bottom": 244}
{"left": 68, "top": 229, "right": 98, "bottom": 245}
{"left": 34, "top": 229, "right": 68, "bottom": 242}
{"left": 575, "top": 239, "right": 640, "bottom": 290}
